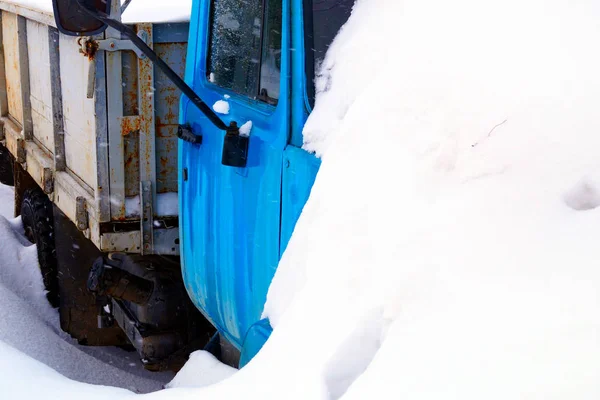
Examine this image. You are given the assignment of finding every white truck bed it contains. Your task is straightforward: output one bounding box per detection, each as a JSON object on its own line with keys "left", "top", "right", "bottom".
{"left": 0, "top": 0, "right": 189, "bottom": 255}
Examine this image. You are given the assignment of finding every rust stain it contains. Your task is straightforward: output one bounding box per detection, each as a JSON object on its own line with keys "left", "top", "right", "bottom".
{"left": 120, "top": 117, "right": 140, "bottom": 137}
{"left": 77, "top": 37, "right": 99, "bottom": 60}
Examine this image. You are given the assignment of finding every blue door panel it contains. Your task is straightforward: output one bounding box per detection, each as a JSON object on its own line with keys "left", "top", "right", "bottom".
{"left": 280, "top": 146, "right": 320, "bottom": 256}
{"left": 179, "top": 0, "right": 291, "bottom": 349}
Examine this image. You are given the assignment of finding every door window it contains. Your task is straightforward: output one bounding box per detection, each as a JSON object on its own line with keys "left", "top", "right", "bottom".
{"left": 304, "top": 0, "right": 354, "bottom": 107}
{"left": 207, "top": 0, "right": 282, "bottom": 105}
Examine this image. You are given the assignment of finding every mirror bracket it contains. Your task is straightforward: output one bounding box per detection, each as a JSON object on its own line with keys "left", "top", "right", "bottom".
{"left": 96, "top": 38, "right": 146, "bottom": 59}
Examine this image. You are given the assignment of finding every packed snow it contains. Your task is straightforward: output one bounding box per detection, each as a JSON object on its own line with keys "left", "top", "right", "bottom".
{"left": 239, "top": 121, "right": 252, "bottom": 137}
{"left": 125, "top": 192, "right": 179, "bottom": 218}
{"left": 0, "top": 0, "right": 599, "bottom": 399}
{"left": 212, "top": 100, "right": 230, "bottom": 115}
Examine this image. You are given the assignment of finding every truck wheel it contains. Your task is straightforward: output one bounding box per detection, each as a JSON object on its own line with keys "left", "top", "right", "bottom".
{"left": 21, "top": 187, "right": 59, "bottom": 307}
{"left": 0, "top": 144, "right": 14, "bottom": 186}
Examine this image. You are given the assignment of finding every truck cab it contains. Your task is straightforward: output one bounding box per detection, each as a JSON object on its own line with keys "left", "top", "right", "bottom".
{"left": 178, "top": 0, "right": 353, "bottom": 366}
{"left": 11, "top": 0, "right": 355, "bottom": 370}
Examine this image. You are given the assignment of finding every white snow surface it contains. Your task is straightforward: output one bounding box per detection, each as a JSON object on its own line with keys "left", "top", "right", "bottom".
{"left": 1, "top": 0, "right": 600, "bottom": 399}
{"left": 239, "top": 121, "right": 252, "bottom": 137}
{"left": 212, "top": 100, "right": 230, "bottom": 115}
{"left": 165, "top": 351, "right": 236, "bottom": 389}
{"left": 2, "top": 0, "right": 192, "bottom": 23}
{"left": 125, "top": 192, "right": 179, "bottom": 217}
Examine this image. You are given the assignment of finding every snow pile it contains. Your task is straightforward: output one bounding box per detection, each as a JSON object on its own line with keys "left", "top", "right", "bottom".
{"left": 212, "top": 100, "right": 230, "bottom": 115}
{"left": 266, "top": 0, "right": 600, "bottom": 398}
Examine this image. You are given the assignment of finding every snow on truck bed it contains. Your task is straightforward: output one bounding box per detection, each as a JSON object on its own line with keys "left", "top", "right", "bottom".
{"left": 1, "top": 0, "right": 192, "bottom": 23}
{"left": 1, "top": 0, "right": 600, "bottom": 399}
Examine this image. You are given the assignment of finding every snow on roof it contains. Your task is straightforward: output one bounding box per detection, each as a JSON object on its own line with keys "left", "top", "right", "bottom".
{"left": 0, "top": 0, "right": 192, "bottom": 23}
{"left": 121, "top": 0, "right": 191, "bottom": 23}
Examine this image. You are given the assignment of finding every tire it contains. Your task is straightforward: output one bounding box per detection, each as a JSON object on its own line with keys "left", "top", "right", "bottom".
{"left": 0, "top": 143, "right": 14, "bottom": 186}
{"left": 21, "top": 187, "right": 59, "bottom": 307}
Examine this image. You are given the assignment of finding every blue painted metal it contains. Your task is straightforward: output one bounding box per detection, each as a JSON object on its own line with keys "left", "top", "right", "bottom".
{"left": 280, "top": 146, "right": 320, "bottom": 255}
{"left": 179, "top": 0, "right": 319, "bottom": 359}
{"left": 239, "top": 318, "right": 273, "bottom": 368}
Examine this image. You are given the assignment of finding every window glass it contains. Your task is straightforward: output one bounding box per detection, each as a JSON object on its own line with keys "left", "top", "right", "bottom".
{"left": 207, "top": 0, "right": 282, "bottom": 105}
{"left": 258, "top": 0, "right": 282, "bottom": 105}
{"left": 304, "top": 0, "right": 354, "bottom": 107}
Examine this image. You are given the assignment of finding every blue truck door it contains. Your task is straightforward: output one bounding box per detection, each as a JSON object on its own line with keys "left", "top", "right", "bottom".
{"left": 179, "top": 0, "right": 290, "bottom": 349}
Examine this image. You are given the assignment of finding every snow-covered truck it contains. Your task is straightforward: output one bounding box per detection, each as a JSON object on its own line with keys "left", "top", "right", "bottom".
{"left": 0, "top": 0, "right": 353, "bottom": 371}
{"left": 0, "top": 0, "right": 206, "bottom": 370}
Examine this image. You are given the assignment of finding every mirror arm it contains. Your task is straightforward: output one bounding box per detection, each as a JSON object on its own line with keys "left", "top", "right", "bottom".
{"left": 76, "top": 0, "right": 232, "bottom": 133}
{"left": 120, "top": 0, "right": 133, "bottom": 14}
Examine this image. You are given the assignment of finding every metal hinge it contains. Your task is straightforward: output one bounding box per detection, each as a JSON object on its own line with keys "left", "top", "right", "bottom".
{"left": 16, "top": 138, "right": 25, "bottom": 164}
{"left": 140, "top": 181, "right": 153, "bottom": 255}
{"left": 177, "top": 124, "right": 202, "bottom": 145}
{"left": 42, "top": 167, "right": 53, "bottom": 194}
{"left": 76, "top": 196, "right": 89, "bottom": 231}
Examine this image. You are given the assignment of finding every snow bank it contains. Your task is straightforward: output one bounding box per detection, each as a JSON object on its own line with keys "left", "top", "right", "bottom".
{"left": 267, "top": 0, "right": 600, "bottom": 398}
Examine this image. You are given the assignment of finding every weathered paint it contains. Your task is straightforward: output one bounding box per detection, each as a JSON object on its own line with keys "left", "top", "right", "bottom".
{"left": 106, "top": 0, "right": 126, "bottom": 219}
{"left": 0, "top": 2, "right": 188, "bottom": 255}
{"left": 27, "top": 19, "right": 54, "bottom": 153}
{"left": 122, "top": 26, "right": 187, "bottom": 199}
{"left": 2, "top": 12, "right": 23, "bottom": 125}
{"left": 154, "top": 41, "right": 186, "bottom": 195}
{"left": 136, "top": 23, "right": 157, "bottom": 219}
{"left": 59, "top": 31, "right": 97, "bottom": 192}
{"left": 0, "top": 13, "right": 9, "bottom": 118}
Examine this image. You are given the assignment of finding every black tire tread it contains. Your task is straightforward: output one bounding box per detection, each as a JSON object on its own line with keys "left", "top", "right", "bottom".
{"left": 0, "top": 144, "right": 14, "bottom": 186}
{"left": 21, "top": 187, "right": 58, "bottom": 307}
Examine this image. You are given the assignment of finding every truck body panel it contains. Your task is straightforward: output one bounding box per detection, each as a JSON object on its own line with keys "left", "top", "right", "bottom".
{"left": 0, "top": 1, "right": 187, "bottom": 256}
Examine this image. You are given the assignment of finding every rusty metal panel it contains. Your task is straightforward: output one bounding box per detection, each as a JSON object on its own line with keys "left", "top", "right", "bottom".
{"left": 120, "top": 25, "right": 188, "bottom": 202}
{"left": 59, "top": 32, "right": 97, "bottom": 193}
{"left": 2, "top": 11, "right": 22, "bottom": 125}
{"left": 154, "top": 40, "right": 186, "bottom": 194}
{"left": 136, "top": 23, "right": 157, "bottom": 218}
{"left": 122, "top": 49, "right": 140, "bottom": 197}
{"left": 27, "top": 19, "right": 53, "bottom": 153}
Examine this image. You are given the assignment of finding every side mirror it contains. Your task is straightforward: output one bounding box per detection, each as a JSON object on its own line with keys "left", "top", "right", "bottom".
{"left": 52, "top": 0, "right": 112, "bottom": 36}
